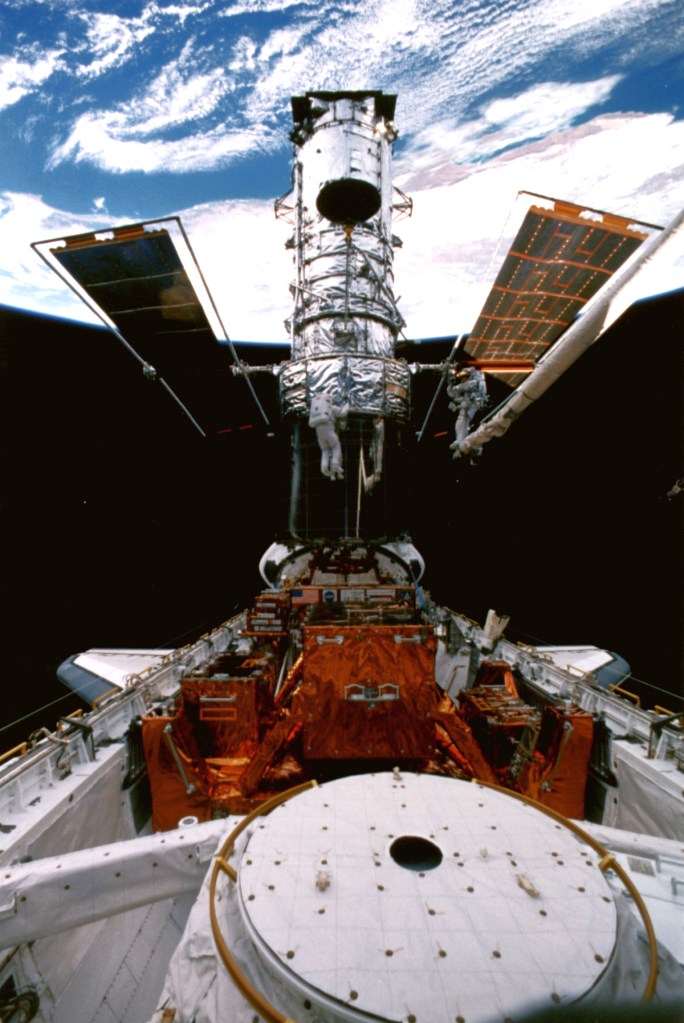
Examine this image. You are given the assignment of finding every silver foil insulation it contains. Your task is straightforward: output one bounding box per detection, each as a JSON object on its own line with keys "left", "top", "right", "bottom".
{"left": 280, "top": 91, "right": 409, "bottom": 423}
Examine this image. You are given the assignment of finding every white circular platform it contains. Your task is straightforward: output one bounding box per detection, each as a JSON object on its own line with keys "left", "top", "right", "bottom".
{"left": 237, "top": 773, "right": 617, "bottom": 1023}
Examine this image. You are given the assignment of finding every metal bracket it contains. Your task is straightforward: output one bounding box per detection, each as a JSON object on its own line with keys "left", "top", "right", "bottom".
{"left": 647, "top": 710, "right": 684, "bottom": 759}
{"left": 344, "top": 684, "right": 400, "bottom": 704}
{"left": 163, "top": 724, "right": 196, "bottom": 795}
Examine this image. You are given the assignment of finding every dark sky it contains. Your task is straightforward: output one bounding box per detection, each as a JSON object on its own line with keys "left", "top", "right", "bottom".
{"left": 1, "top": 292, "right": 682, "bottom": 748}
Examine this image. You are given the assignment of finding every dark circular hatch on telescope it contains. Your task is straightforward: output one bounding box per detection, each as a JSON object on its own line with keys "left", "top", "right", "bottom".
{"left": 317, "top": 178, "right": 381, "bottom": 224}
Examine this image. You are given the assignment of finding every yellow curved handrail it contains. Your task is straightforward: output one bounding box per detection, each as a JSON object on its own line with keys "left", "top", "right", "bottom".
{"left": 91, "top": 686, "right": 121, "bottom": 709}
{"left": 608, "top": 684, "right": 641, "bottom": 707}
{"left": 209, "top": 780, "right": 317, "bottom": 1023}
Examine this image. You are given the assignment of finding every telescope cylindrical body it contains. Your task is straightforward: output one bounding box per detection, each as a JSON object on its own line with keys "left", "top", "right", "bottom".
{"left": 280, "top": 91, "right": 413, "bottom": 543}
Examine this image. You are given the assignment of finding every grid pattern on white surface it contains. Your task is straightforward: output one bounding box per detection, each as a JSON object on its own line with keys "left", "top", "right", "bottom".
{"left": 236, "top": 773, "right": 617, "bottom": 1023}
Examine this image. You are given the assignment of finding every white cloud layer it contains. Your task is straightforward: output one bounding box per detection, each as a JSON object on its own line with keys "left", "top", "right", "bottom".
{"left": 73, "top": 10, "right": 156, "bottom": 79}
{"left": 47, "top": 36, "right": 240, "bottom": 172}
{"left": 0, "top": 191, "right": 116, "bottom": 324}
{"left": 394, "top": 77, "right": 625, "bottom": 185}
{"left": 0, "top": 49, "right": 64, "bottom": 111}
{"left": 6, "top": 0, "right": 677, "bottom": 176}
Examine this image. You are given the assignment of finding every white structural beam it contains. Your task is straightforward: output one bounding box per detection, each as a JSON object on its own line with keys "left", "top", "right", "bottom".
{"left": 0, "top": 818, "right": 229, "bottom": 949}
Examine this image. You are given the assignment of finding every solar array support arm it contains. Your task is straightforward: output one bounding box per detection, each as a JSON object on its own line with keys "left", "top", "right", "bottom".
{"left": 414, "top": 336, "right": 467, "bottom": 443}
{"left": 172, "top": 218, "right": 272, "bottom": 433}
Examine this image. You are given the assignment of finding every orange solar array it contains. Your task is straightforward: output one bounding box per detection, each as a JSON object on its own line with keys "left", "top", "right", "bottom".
{"left": 465, "top": 200, "right": 650, "bottom": 387}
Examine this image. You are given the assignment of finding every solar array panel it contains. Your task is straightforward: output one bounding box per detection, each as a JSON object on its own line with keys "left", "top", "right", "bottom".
{"left": 37, "top": 220, "right": 273, "bottom": 436}
{"left": 464, "top": 200, "right": 649, "bottom": 387}
{"left": 52, "top": 223, "right": 224, "bottom": 368}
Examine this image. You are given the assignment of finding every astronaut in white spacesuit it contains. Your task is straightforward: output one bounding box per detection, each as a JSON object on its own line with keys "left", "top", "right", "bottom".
{"left": 308, "top": 393, "right": 349, "bottom": 479}
{"left": 447, "top": 366, "right": 488, "bottom": 455}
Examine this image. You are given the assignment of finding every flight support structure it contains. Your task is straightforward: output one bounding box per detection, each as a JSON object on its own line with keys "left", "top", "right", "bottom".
{"left": 276, "top": 91, "right": 415, "bottom": 549}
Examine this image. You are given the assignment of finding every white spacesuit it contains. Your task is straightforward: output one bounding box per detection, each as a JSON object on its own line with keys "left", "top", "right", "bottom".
{"left": 447, "top": 367, "right": 488, "bottom": 455}
{"left": 308, "top": 393, "right": 349, "bottom": 479}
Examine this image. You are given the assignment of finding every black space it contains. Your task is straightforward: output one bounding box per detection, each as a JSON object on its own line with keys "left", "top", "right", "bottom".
{"left": 1, "top": 293, "right": 682, "bottom": 748}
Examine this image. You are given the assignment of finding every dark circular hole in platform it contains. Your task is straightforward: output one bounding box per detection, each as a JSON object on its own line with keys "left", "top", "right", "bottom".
{"left": 389, "top": 835, "right": 443, "bottom": 872}
{"left": 316, "top": 178, "right": 381, "bottom": 224}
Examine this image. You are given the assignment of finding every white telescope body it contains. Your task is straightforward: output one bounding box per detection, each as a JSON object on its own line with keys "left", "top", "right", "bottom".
{"left": 278, "top": 91, "right": 413, "bottom": 543}
{"left": 281, "top": 91, "right": 408, "bottom": 421}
